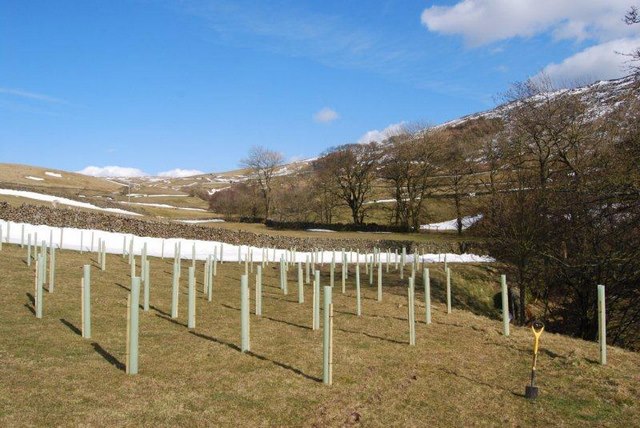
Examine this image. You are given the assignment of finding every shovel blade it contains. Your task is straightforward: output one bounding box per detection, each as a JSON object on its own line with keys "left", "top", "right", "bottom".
{"left": 525, "top": 385, "right": 539, "bottom": 399}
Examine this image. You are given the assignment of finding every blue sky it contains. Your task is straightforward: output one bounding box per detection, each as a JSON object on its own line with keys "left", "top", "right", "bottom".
{"left": 1, "top": 0, "right": 639, "bottom": 176}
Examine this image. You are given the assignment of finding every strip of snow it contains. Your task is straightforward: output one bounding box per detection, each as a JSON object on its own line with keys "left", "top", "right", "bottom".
{"left": 104, "top": 179, "right": 128, "bottom": 187}
{"left": 207, "top": 187, "right": 230, "bottom": 195}
{"left": 122, "top": 202, "right": 207, "bottom": 212}
{"left": 44, "top": 172, "right": 62, "bottom": 178}
{"left": 0, "top": 219, "right": 495, "bottom": 263}
{"left": 0, "top": 189, "right": 141, "bottom": 216}
{"left": 420, "top": 214, "right": 483, "bottom": 231}
{"left": 25, "top": 176, "right": 44, "bottom": 181}
{"left": 366, "top": 198, "right": 396, "bottom": 204}
{"left": 175, "top": 219, "right": 225, "bottom": 224}
{"left": 306, "top": 229, "right": 336, "bottom": 233}
{"left": 134, "top": 194, "right": 188, "bottom": 198}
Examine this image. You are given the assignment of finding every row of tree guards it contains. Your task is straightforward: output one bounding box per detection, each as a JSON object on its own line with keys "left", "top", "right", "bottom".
{"left": 3, "top": 224, "right": 609, "bottom": 386}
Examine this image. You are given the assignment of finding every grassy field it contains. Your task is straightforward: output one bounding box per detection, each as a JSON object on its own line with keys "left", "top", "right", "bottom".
{"left": 1, "top": 243, "right": 638, "bottom": 426}
{"left": 200, "top": 220, "right": 483, "bottom": 247}
{"left": 0, "top": 163, "right": 123, "bottom": 194}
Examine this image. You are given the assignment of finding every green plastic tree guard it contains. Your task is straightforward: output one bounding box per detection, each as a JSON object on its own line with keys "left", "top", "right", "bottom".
{"left": 241, "top": 274, "right": 250, "bottom": 352}
{"left": 82, "top": 264, "right": 91, "bottom": 338}
{"left": 323, "top": 285, "right": 333, "bottom": 385}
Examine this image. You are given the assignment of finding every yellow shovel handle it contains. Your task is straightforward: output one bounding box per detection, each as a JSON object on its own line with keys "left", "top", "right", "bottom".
{"left": 531, "top": 323, "right": 544, "bottom": 355}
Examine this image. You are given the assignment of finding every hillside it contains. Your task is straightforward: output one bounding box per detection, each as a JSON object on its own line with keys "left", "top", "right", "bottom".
{"left": 1, "top": 75, "right": 637, "bottom": 229}
{"left": 1, "top": 242, "right": 638, "bottom": 426}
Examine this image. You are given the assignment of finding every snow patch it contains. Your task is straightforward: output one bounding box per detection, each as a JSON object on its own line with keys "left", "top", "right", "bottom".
{"left": 44, "top": 172, "right": 62, "bottom": 178}
{"left": 175, "top": 219, "right": 225, "bottom": 224}
{"left": 420, "top": 214, "right": 483, "bottom": 231}
{"left": 0, "top": 219, "right": 494, "bottom": 263}
{"left": 0, "top": 189, "right": 141, "bottom": 216}
{"left": 25, "top": 176, "right": 44, "bottom": 181}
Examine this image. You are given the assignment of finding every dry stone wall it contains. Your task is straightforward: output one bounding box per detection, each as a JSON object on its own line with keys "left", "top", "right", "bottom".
{"left": 0, "top": 202, "right": 475, "bottom": 253}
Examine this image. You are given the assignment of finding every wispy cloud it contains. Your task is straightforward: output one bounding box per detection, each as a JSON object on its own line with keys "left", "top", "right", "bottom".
{"left": 77, "top": 166, "right": 148, "bottom": 178}
{"left": 176, "top": 1, "right": 421, "bottom": 80}
{"left": 313, "top": 107, "right": 339, "bottom": 123}
{"left": 0, "top": 87, "right": 67, "bottom": 104}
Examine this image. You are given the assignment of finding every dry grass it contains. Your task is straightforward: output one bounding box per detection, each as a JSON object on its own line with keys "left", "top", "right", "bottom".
{"left": 0, "top": 163, "right": 122, "bottom": 194}
{"left": 202, "top": 221, "right": 481, "bottom": 246}
{"left": 1, "top": 244, "right": 638, "bottom": 427}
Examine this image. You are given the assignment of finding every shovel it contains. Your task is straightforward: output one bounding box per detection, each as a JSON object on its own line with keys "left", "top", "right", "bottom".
{"left": 525, "top": 320, "right": 545, "bottom": 399}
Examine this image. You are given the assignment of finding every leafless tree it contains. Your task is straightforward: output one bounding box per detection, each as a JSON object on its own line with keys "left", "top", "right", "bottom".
{"left": 623, "top": 6, "right": 640, "bottom": 75}
{"left": 380, "top": 128, "right": 440, "bottom": 230}
{"left": 240, "top": 146, "right": 284, "bottom": 221}
{"left": 313, "top": 143, "right": 381, "bottom": 225}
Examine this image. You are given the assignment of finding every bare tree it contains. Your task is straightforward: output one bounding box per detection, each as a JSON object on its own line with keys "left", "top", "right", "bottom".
{"left": 240, "top": 146, "right": 284, "bottom": 221}
{"left": 380, "top": 128, "right": 440, "bottom": 230}
{"left": 624, "top": 6, "right": 640, "bottom": 75}
{"left": 313, "top": 143, "right": 380, "bottom": 225}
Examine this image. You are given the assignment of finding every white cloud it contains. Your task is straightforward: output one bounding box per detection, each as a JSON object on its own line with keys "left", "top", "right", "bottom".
{"left": 421, "top": 0, "right": 637, "bottom": 46}
{"left": 537, "top": 38, "right": 640, "bottom": 85}
{"left": 313, "top": 107, "right": 339, "bottom": 123}
{"left": 77, "top": 166, "right": 148, "bottom": 178}
{"left": 157, "top": 168, "right": 205, "bottom": 178}
{"left": 357, "top": 122, "right": 406, "bottom": 144}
